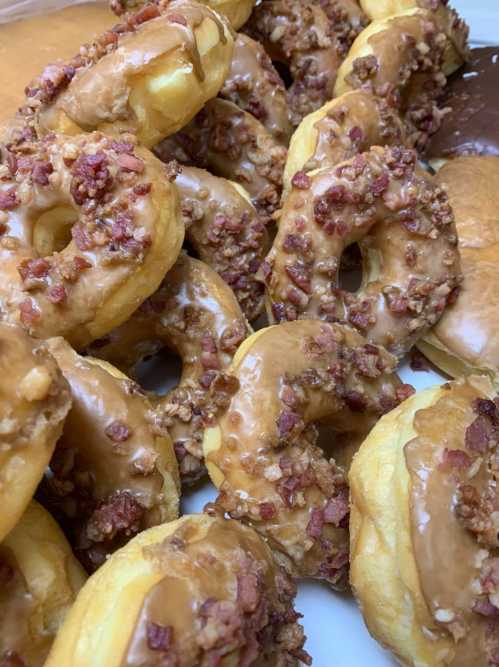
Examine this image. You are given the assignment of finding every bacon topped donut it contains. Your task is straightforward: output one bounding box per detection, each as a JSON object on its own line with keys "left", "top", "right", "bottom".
{"left": 88, "top": 255, "right": 249, "bottom": 485}
{"left": 39, "top": 337, "right": 179, "bottom": 571}
{"left": 350, "top": 376, "right": 499, "bottom": 666}
{"left": 262, "top": 145, "right": 461, "bottom": 359}
{"left": 11, "top": 0, "right": 234, "bottom": 149}
{"left": 0, "top": 132, "right": 182, "bottom": 347}
{"left": 203, "top": 320, "right": 411, "bottom": 588}
{"left": 45, "top": 513, "right": 310, "bottom": 666}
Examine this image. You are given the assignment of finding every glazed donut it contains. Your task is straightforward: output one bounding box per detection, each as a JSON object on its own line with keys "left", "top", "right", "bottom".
{"left": 418, "top": 157, "right": 499, "bottom": 383}
{"left": 245, "top": 0, "right": 367, "bottom": 126}
{"left": 45, "top": 513, "right": 310, "bottom": 666}
{"left": 110, "top": 0, "right": 255, "bottom": 30}
{"left": 155, "top": 98, "right": 287, "bottom": 222}
{"left": 0, "top": 501, "right": 86, "bottom": 667}
{"left": 0, "top": 132, "right": 182, "bottom": 347}
{"left": 262, "top": 145, "right": 461, "bottom": 359}
{"left": 176, "top": 166, "right": 268, "bottom": 320}
{"left": 0, "top": 322, "right": 71, "bottom": 543}
{"left": 39, "top": 337, "right": 179, "bottom": 571}
{"left": 220, "top": 33, "right": 292, "bottom": 144}
{"left": 349, "top": 375, "right": 499, "bottom": 667}
{"left": 14, "top": 0, "right": 234, "bottom": 149}
{"left": 87, "top": 254, "right": 249, "bottom": 485}
{"left": 283, "top": 90, "right": 406, "bottom": 195}
{"left": 203, "top": 320, "right": 411, "bottom": 588}
{"left": 335, "top": 9, "right": 467, "bottom": 149}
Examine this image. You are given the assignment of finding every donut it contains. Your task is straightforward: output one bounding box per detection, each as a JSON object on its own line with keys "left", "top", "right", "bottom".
{"left": 349, "top": 375, "right": 499, "bottom": 667}
{"left": 244, "top": 0, "right": 367, "bottom": 126}
{"left": 335, "top": 9, "right": 467, "bottom": 149}
{"left": 220, "top": 33, "right": 292, "bottom": 144}
{"left": 13, "top": 0, "right": 234, "bottom": 149}
{"left": 45, "top": 513, "right": 311, "bottom": 666}
{"left": 0, "top": 132, "right": 182, "bottom": 347}
{"left": 283, "top": 90, "right": 406, "bottom": 195}
{"left": 203, "top": 320, "right": 412, "bottom": 588}
{"left": 38, "top": 337, "right": 179, "bottom": 571}
{"left": 87, "top": 254, "right": 249, "bottom": 485}
{"left": 110, "top": 0, "right": 255, "bottom": 30}
{"left": 418, "top": 157, "right": 499, "bottom": 383}
{"left": 0, "top": 501, "right": 87, "bottom": 667}
{"left": 175, "top": 166, "right": 268, "bottom": 321}
{"left": 0, "top": 322, "right": 71, "bottom": 543}
{"left": 426, "top": 47, "right": 499, "bottom": 164}
{"left": 262, "top": 145, "right": 461, "bottom": 359}
{"left": 155, "top": 99, "right": 287, "bottom": 222}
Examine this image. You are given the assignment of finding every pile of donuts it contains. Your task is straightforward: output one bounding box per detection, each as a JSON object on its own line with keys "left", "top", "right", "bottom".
{"left": 0, "top": 0, "right": 497, "bottom": 664}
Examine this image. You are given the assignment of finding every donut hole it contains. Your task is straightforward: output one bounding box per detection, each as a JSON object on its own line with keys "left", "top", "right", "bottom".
{"left": 273, "top": 61, "right": 293, "bottom": 89}
{"left": 33, "top": 206, "right": 76, "bottom": 255}
{"left": 338, "top": 243, "right": 363, "bottom": 292}
{"left": 135, "top": 347, "right": 182, "bottom": 396}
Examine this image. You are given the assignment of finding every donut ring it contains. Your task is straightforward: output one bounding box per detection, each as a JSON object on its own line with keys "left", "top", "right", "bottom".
{"left": 335, "top": 9, "right": 466, "bottom": 149}
{"left": 0, "top": 501, "right": 87, "bottom": 667}
{"left": 0, "top": 132, "right": 182, "bottom": 347}
{"left": 349, "top": 376, "right": 499, "bottom": 667}
{"left": 155, "top": 98, "right": 287, "bottom": 222}
{"left": 418, "top": 157, "right": 499, "bottom": 383}
{"left": 220, "top": 34, "right": 292, "bottom": 145}
{"left": 38, "top": 337, "right": 179, "bottom": 571}
{"left": 283, "top": 90, "right": 406, "bottom": 195}
{"left": 87, "top": 254, "right": 249, "bottom": 485}
{"left": 245, "top": 0, "right": 367, "bottom": 127}
{"left": 0, "top": 322, "right": 71, "bottom": 543}
{"left": 45, "top": 513, "right": 310, "bottom": 667}
{"left": 110, "top": 0, "right": 256, "bottom": 30}
{"left": 203, "top": 320, "right": 410, "bottom": 588}
{"left": 262, "top": 145, "right": 461, "bottom": 359}
{"left": 176, "top": 166, "right": 268, "bottom": 321}
{"left": 14, "top": 0, "right": 234, "bottom": 149}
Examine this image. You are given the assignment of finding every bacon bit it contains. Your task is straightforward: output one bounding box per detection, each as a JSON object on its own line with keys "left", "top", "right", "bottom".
{"left": 474, "top": 399, "right": 498, "bottom": 419}
{"left": 73, "top": 256, "right": 92, "bottom": 271}
{"left": 473, "top": 599, "right": 499, "bottom": 617}
{"left": 271, "top": 301, "right": 287, "bottom": 322}
{"left": 133, "top": 3, "right": 161, "bottom": 25}
{"left": 32, "top": 160, "right": 54, "bottom": 186}
{"left": 18, "top": 258, "right": 50, "bottom": 282}
{"left": 117, "top": 153, "right": 145, "bottom": 173}
{"left": 0, "top": 188, "right": 18, "bottom": 211}
{"left": 167, "top": 12, "right": 188, "bottom": 26}
{"left": 324, "top": 491, "right": 349, "bottom": 526}
{"left": 440, "top": 448, "right": 472, "bottom": 470}
{"left": 201, "top": 333, "right": 220, "bottom": 371}
{"left": 47, "top": 284, "right": 67, "bottom": 305}
{"left": 199, "top": 371, "right": 217, "bottom": 389}
{"left": 348, "top": 126, "right": 363, "bottom": 143}
{"left": 87, "top": 491, "right": 144, "bottom": 542}
{"left": 70, "top": 152, "right": 113, "bottom": 206}
{"left": 396, "top": 384, "right": 415, "bottom": 403}
{"left": 386, "top": 291, "right": 409, "bottom": 313}
{"left": 259, "top": 502, "right": 276, "bottom": 520}
{"left": 133, "top": 182, "right": 152, "bottom": 196}
{"left": 105, "top": 420, "right": 131, "bottom": 442}
{"left": 71, "top": 223, "right": 94, "bottom": 251}
{"left": 110, "top": 141, "right": 135, "bottom": 154}
{"left": 465, "top": 416, "right": 491, "bottom": 454}
{"left": 285, "top": 262, "right": 311, "bottom": 293}
{"left": 237, "top": 573, "right": 260, "bottom": 613}
{"left": 147, "top": 622, "right": 173, "bottom": 651}
{"left": 306, "top": 508, "right": 324, "bottom": 539}
{"left": 371, "top": 173, "right": 389, "bottom": 196}
{"left": 19, "top": 299, "right": 40, "bottom": 325}
{"left": 277, "top": 410, "right": 300, "bottom": 437}
{"left": 291, "top": 171, "right": 311, "bottom": 190}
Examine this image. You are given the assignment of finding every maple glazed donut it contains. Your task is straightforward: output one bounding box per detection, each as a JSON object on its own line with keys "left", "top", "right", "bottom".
{"left": 334, "top": 9, "right": 468, "bottom": 149}
{"left": 0, "top": 322, "right": 71, "bottom": 543}
{"left": 244, "top": 0, "right": 367, "bottom": 126}
{"left": 283, "top": 90, "right": 406, "bottom": 195}
{"left": 45, "top": 513, "right": 311, "bottom": 667}
{"left": 262, "top": 145, "right": 461, "bottom": 359}
{"left": 14, "top": 0, "right": 234, "bottom": 149}
{"left": 110, "top": 0, "right": 255, "bottom": 30}
{"left": 155, "top": 98, "right": 287, "bottom": 222}
{"left": 87, "top": 254, "right": 249, "bottom": 485}
{"left": 0, "top": 501, "right": 87, "bottom": 667}
{"left": 0, "top": 132, "right": 182, "bottom": 348}
{"left": 203, "top": 320, "right": 412, "bottom": 588}
{"left": 349, "top": 376, "right": 499, "bottom": 667}
{"left": 418, "top": 157, "right": 499, "bottom": 383}
{"left": 176, "top": 166, "right": 268, "bottom": 321}
{"left": 40, "top": 337, "right": 179, "bottom": 571}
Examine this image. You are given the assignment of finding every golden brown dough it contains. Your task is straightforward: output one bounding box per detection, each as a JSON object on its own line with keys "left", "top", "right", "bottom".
{"left": 45, "top": 513, "right": 310, "bottom": 666}
{"left": 0, "top": 323, "right": 71, "bottom": 543}
{"left": 419, "top": 157, "right": 499, "bottom": 383}
{"left": 349, "top": 376, "right": 499, "bottom": 666}
{"left": 155, "top": 98, "right": 287, "bottom": 222}
{"left": 262, "top": 145, "right": 461, "bottom": 359}
{"left": 39, "top": 338, "right": 179, "bottom": 571}
{"left": 0, "top": 501, "right": 87, "bottom": 667}
{"left": 10, "top": 0, "right": 234, "bottom": 149}
{"left": 203, "top": 320, "right": 411, "bottom": 588}
{"left": 0, "top": 132, "right": 182, "bottom": 348}
{"left": 87, "top": 254, "right": 249, "bottom": 485}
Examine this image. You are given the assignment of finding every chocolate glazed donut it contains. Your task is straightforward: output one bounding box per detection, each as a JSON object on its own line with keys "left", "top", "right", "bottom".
{"left": 87, "top": 254, "right": 249, "bottom": 485}
{"left": 155, "top": 98, "right": 287, "bottom": 222}
{"left": 203, "top": 320, "right": 412, "bottom": 588}
{"left": 262, "top": 145, "right": 461, "bottom": 359}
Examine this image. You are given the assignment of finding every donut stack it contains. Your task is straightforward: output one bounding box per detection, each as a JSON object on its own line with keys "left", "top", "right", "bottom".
{"left": 0, "top": 0, "right": 497, "bottom": 665}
